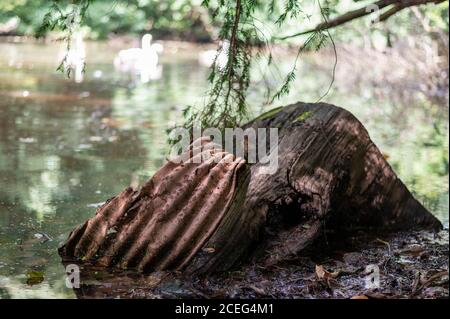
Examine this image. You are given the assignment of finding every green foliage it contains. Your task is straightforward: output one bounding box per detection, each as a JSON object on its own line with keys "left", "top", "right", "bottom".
{"left": 36, "top": 1, "right": 91, "bottom": 37}
{"left": 184, "top": 0, "right": 334, "bottom": 130}
{"left": 26, "top": 270, "right": 45, "bottom": 285}
{"left": 0, "top": 0, "right": 50, "bottom": 35}
{"left": 3, "top": 0, "right": 448, "bottom": 130}
{"left": 1, "top": 0, "right": 212, "bottom": 40}
{"left": 3, "top": 0, "right": 449, "bottom": 40}
{"left": 2, "top": 0, "right": 335, "bottom": 130}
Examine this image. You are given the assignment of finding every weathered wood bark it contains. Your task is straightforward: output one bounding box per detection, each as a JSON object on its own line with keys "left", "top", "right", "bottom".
{"left": 59, "top": 102, "right": 442, "bottom": 274}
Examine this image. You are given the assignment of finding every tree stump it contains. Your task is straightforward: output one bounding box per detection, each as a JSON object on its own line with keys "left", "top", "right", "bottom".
{"left": 59, "top": 102, "right": 442, "bottom": 274}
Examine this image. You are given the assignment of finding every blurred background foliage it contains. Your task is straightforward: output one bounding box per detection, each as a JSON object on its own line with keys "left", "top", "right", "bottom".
{"left": 0, "top": 0, "right": 448, "bottom": 43}
{"left": 0, "top": 0, "right": 212, "bottom": 41}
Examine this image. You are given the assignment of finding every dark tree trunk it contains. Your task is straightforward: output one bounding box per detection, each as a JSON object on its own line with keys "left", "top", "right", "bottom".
{"left": 59, "top": 102, "right": 442, "bottom": 274}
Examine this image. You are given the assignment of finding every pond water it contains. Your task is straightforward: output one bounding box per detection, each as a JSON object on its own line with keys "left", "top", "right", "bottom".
{"left": 0, "top": 40, "right": 448, "bottom": 298}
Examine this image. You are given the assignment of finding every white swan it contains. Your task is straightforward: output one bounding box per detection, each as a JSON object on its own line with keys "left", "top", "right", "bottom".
{"left": 198, "top": 40, "right": 229, "bottom": 71}
{"left": 114, "top": 34, "right": 163, "bottom": 83}
{"left": 63, "top": 31, "right": 86, "bottom": 83}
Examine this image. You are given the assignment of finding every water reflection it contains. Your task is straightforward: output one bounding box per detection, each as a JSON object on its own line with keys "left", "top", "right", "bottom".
{"left": 61, "top": 31, "right": 86, "bottom": 83}
{"left": 0, "top": 40, "right": 448, "bottom": 299}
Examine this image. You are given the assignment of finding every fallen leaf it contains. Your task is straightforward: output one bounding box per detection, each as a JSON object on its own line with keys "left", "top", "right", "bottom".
{"left": 421, "top": 271, "right": 449, "bottom": 287}
{"left": 315, "top": 265, "right": 339, "bottom": 280}
{"left": 364, "top": 291, "right": 387, "bottom": 299}
{"left": 400, "top": 244, "right": 425, "bottom": 257}
{"left": 248, "top": 285, "right": 267, "bottom": 296}
{"left": 351, "top": 295, "right": 369, "bottom": 299}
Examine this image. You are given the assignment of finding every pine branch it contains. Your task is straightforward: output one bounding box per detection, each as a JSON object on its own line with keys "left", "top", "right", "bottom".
{"left": 225, "top": 0, "right": 243, "bottom": 107}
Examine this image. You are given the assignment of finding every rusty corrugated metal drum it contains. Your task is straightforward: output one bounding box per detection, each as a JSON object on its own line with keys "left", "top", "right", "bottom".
{"left": 59, "top": 138, "right": 249, "bottom": 273}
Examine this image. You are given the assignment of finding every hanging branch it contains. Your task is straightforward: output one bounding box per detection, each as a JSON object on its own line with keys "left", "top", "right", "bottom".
{"left": 185, "top": 0, "right": 254, "bottom": 130}
{"left": 279, "top": 0, "right": 447, "bottom": 40}
{"left": 224, "top": 0, "right": 242, "bottom": 109}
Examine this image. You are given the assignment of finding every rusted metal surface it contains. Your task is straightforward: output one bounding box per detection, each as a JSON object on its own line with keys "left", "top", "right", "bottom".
{"left": 59, "top": 138, "right": 248, "bottom": 272}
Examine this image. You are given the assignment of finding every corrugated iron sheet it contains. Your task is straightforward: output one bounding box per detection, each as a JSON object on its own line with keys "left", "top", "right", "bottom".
{"left": 59, "top": 138, "right": 248, "bottom": 272}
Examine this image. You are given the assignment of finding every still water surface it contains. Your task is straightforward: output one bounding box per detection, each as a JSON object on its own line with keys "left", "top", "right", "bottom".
{"left": 0, "top": 40, "right": 448, "bottom": 298}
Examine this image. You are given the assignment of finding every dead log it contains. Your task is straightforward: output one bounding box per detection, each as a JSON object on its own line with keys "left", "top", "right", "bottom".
{"left": 59, "top": 102, "right": 442, "bottom": 274}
